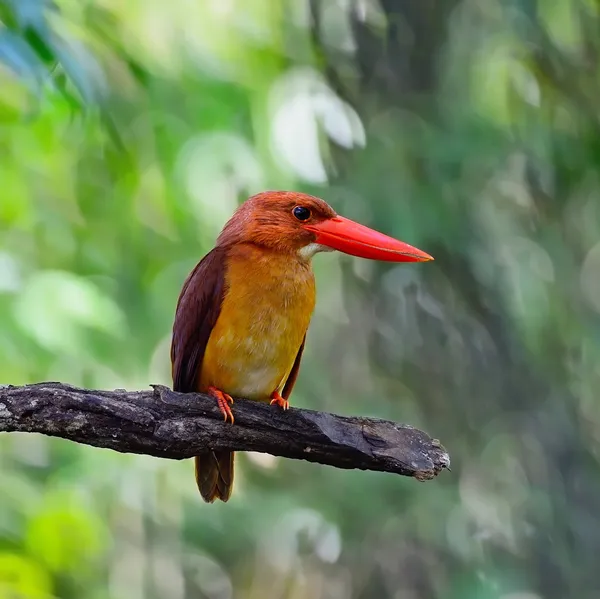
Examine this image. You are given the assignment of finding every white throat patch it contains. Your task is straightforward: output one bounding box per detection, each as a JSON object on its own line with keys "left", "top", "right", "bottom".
{"left": 298, "top": 243, "right": 335, "bottom": 260}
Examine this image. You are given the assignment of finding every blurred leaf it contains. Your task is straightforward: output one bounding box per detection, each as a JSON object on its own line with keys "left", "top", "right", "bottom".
{"left": 13, "top": 270, "right": 126, "bottom": 353}
{"left": 0, "top": 30, "right": 46, "bottom": 90}
{"left": 0, "top": 552, "right": 52, "bottom": 598}
{"left": 24, "top": 490, "right": 107, "bottom": 574}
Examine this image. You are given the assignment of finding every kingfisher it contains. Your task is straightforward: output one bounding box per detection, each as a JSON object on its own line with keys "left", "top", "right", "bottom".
{"left": 171, "top": 191, "right": 433, "bottom": 502}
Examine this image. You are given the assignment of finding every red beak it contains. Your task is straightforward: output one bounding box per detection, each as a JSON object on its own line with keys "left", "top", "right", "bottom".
{"left": 305, "top": 216, "right": 433, "bottom": 262}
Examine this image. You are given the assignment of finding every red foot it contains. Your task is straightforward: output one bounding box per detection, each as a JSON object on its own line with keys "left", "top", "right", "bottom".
{"left": 208, "top": 386, "right": 234, "bottom": 424}
{"left": 270, "top": 390, "right": 289, "bottom": 411}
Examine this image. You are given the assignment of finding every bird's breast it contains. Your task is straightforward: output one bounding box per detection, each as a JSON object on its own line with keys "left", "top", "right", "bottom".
{"left": 199, "top": 246, "right": 316, "bottom": 400}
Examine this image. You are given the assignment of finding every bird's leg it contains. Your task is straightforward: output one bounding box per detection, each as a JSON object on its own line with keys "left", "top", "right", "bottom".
{"left": 207, "top": 386, "right": 234, "bottom": 424}
{"left": 270, "top": 390, "right": 289, "bottom": 411}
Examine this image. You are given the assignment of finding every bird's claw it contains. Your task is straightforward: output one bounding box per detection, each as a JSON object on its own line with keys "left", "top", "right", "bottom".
{"left": 270, "top": 391, "right": 289, "bottom": 410}
{"left": 208, "top": 386, "right": 234, "bottom": 424}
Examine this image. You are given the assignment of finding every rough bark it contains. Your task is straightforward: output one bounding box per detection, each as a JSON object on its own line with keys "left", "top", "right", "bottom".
{"left": 0, "top": 382, "right": 450, "bottom": 480}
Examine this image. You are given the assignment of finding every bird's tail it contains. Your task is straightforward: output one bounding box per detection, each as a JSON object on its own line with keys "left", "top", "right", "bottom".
{"left": 194, "top": 451, "right": 234, "bottom": 503}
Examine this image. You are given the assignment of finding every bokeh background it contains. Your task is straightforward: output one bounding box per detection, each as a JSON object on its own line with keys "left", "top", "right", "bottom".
{"left": 1, "top": 0, "right": 600, "bottom": 597}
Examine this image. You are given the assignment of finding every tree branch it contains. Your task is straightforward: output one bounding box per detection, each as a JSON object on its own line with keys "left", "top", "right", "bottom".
{"left": 0, "top": 383, "right": 450, "bottom": 480}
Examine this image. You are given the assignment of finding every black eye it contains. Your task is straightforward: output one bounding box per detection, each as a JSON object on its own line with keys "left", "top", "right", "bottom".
{"left": 293, "top": 206, "right": 311, "bottom": 221}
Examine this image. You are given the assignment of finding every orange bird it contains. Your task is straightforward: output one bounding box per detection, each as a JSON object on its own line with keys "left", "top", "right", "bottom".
{"left": 171, "top": 191, "right": 433, "bottom": 503}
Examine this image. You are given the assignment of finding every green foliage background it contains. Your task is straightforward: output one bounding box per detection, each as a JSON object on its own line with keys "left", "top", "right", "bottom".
{"left": 2, "top": 1, "right": 600, "bottom": 598}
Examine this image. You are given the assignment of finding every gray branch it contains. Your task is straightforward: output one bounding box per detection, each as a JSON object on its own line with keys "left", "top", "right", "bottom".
{"left": 0, "top": 383, "right": 450, "bottom": 480}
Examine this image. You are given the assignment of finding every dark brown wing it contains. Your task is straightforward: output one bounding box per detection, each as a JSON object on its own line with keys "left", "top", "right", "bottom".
{"left": 281, "top": 336, "right": 306, "bottom": 400}
{"left": 171, "top": 247, "right": 234, "bottom": 503}
{"left": 171, "top": 247, "right": 227, "bottom": 392}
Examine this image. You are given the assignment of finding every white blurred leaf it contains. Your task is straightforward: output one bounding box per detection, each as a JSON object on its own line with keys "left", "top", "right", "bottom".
{"left": 269, "top": 68, "right": 365, "bottom": 183}
{"left": 176, "top": 131, "right": 264, "bottom": 235}
{"left": 0, "top": 252, "right": 21, "bottom": 293}
{"left": 14, "top": 270, "right": 126, "bottom": 352}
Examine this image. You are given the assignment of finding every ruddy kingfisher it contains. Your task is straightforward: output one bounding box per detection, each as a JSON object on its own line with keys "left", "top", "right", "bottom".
{"left": 171, "top": 191, "right": 433, "bottom": 502}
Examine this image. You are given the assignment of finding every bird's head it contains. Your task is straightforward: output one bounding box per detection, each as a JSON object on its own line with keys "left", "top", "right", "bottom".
{"left": 217, "top": 191, "right": 433, "bottom": 262}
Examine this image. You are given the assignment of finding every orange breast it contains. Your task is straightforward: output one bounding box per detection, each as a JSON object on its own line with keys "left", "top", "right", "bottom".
{"left": 199, "top": 244, "right": 316, "bottom": 401}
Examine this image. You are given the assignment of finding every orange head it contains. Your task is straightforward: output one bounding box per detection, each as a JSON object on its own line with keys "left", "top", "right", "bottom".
{"left": 217, "top": 191, "right": 433, "bottom": 262}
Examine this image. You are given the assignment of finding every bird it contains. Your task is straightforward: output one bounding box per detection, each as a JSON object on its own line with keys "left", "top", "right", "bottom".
{"left": 170, "top": 191, "right": 433, "bottom": 503}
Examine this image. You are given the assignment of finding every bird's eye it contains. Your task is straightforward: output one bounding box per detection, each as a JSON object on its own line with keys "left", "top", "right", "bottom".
{"left": 293, "top": 206, "right": 311, "bottom": 221}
